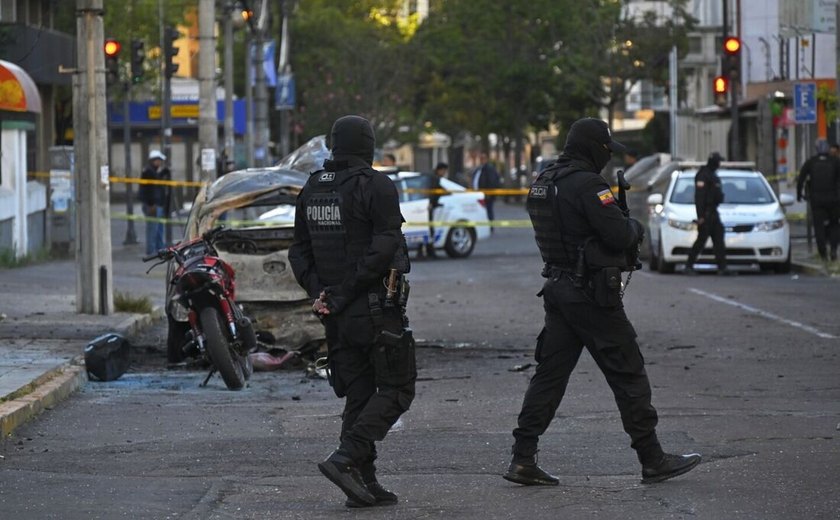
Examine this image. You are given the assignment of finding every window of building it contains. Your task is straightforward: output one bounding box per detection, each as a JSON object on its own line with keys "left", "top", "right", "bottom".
{"left": 15, "top": 0, "right": 26, "bottom": 24}
{"left": 0, "top": 0, "right": 15, "bottom": 21}
{"left": 688, "top": 36, "right": 702, "bottom": 55}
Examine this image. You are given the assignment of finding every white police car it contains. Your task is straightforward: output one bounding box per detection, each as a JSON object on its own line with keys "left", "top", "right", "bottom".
{"left": 646, "top": 164, "right": 794, "bottom": 273}
{"left": 258, "top": 171, "right": 491, "bottom": 258}
{"left": 389, "top": 171, "right": 491, "bottom": 258}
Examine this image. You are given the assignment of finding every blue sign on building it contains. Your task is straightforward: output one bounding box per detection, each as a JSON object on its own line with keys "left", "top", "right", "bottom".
{"left": 793, "top": 82, "right": 817, "bottom": 124}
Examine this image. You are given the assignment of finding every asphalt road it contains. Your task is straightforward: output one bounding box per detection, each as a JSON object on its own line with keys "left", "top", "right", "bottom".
{"left": 1, "top": 202, "right": 839, "bottom": 519}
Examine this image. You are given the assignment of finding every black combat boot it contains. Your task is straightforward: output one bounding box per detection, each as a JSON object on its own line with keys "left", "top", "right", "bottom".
{"left": 503, "top": 452, "right": 559, "bottom": 486}
{"left": 641, "top": 453, "right": 702, "bottom": 484}
{"left": 317, "top": 451, "right": 376, "bottom": 506}
{"left": 344, "top": 464, "right": 398, "bottom": 508}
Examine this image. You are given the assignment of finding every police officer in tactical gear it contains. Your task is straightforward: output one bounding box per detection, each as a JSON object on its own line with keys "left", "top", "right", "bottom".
{"left": 289, "top": 115, "right": 416, "bottom": 507}
{"left": 504, "top": 117, "right": 701, "bottom": 486}
{"left": 797, "top": 140, "right": 840, "bottom": 261}
{"left": 685, "top": 152, "right": 730, "bottom": 275}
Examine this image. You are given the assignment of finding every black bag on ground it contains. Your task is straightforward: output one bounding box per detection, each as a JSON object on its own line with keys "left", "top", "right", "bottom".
{"left": 84, "top": 333, "right": 131, "bottom": 382}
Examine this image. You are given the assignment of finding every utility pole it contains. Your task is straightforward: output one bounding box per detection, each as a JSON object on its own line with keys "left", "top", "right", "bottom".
{"left": 277, "top": 0, "right": 293, "bottom": 158}
{"left": 253, "top": 0, "right": 270, "bottom": 167}
{"left": 835, "top": 3, "right": 840, "bottom": 141}
{"left": 74, "top": 0, "right": 113, "bottom": 315}
{"left": 728, "top": 0, "right": 740, "bottom": 161}
{"left": 198, "top": 0, "right": 218, "bottom": 183}
{"left": 223, "top": 2, "right": 235, "bottom": 164}
{"left": 162, "top": 24, "right": 179, "bottom": 244}
{"left": 122, "top": 80, "right": 137, "bottom": 244}
{"left": 720, "top": 0, "right": 742, "bottom": 160}
{"left": 245, "top": 30, "right": 255, "bottom": 167}
{"left": 669, "top": 46, "right": 678, "bottom": 158}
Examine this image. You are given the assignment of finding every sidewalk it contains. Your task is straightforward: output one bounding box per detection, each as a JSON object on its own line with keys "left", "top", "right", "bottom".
{"left": 0, "top": 208, "right": 165, "bottom": 436}
{"left": 0, "top": 204, "right": 832, "bottom": 437}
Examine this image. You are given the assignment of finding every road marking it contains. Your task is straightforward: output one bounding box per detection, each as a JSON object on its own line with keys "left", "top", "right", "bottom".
{"left": 688, "top": 288, "right": 837, "bottom": 339}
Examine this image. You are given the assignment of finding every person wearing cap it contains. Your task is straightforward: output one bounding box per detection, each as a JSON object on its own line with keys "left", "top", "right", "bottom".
{"left": 685, "top": 152, "right": 731, "bottom": 274}
{"left": 423, "top": 162, "right": 449, "bottom": 258}
{"left": 138, "top": 150, "right": 171, "bottom": 255}
{"left": 472, "top": 151, "right": 501, "bottom": 230}
{"left": 504, "top": 117, "right": 701, "bottom": 487}
{"left": 289, "top": 115, "right": 416, "bottom": 508}
{"left": 797, "top": 140, "right": 840, "bottom": 262}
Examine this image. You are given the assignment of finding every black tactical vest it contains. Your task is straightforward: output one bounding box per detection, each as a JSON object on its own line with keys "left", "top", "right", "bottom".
{"left": 303, "top": 167, "right": 373, "bottom": 286}
{"left": 526, "top": 166, "right": 581, "bottom": 267}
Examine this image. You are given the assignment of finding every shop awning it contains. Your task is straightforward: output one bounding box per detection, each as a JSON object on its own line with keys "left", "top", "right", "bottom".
{"left": 0, "top": 59, "right": 41, "bottom": 114}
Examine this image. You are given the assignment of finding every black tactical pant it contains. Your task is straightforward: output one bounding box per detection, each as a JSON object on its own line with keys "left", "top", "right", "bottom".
{"left": 811, "top": 201, "right": 840, "bottom": 259}
{"left": 323, "top": 294, "right": 416, "bottom": 468}
{"left": 687, "top": 211, "right": 726, "bottom": 269}
{"left": 512, "top": 275, "right": 664, "bottom": 466}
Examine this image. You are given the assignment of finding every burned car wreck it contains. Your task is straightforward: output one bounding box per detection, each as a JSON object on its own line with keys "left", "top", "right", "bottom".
{"left": 165, "top": 166, "right": 324, "bottom": 364}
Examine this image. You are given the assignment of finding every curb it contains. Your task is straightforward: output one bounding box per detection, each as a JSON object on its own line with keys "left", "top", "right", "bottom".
{"left": 0, "top": 306, "right": 163, "bottom": 437}
{"left": 791, "top": 260, "right": 829, "bottom": 277}
{"left": 0, "top": 362, "right": 87, "bottom": 436}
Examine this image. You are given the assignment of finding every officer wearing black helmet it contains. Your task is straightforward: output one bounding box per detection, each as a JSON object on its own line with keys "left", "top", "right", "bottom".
{"left": 504, "top": 117, "right": 701, "bottom": 486}
{"left": 685, "top": 152, "right": 730, "bottom": 275}
{"left": 797, "top": 139, "right": 840, "bottom": 262}
{"left": 289, "top": 115, "right": 416, "bottom": 508}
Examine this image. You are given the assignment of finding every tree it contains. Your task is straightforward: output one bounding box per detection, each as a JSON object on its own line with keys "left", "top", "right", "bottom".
{"left": 289, "top": 0, "right": 415, "bottom": 142}
{"left": 559, "top": 0, "right": 694, "bottom": 127}
{"left": 53, "top": 0, "right": 190, "bottom": 90}
{"left": 407, "top": 0, "right": 596, "bottom": 179}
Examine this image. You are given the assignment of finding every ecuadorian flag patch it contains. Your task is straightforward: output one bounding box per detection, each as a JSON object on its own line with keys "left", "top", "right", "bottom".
{"left": 597, "top": 189, "right": 615, "bottom": 206}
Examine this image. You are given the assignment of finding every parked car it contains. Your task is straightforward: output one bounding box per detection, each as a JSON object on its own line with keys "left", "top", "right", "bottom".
{"left": 266, "top": 135, "right": 491, "bottom": 258}
{"left": 645, "top": 163, "right": 794, "bottom": 274}
{"left": 389, "top": 171, "right": 491, "bottom": 258}
{"left": 165, "top": 167, "right": 324, "bottom": 360}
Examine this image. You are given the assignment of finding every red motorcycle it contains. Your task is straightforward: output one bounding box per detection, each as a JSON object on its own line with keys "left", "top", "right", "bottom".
{"left": 144, "top": 226, "right": 257, "bottom": 390}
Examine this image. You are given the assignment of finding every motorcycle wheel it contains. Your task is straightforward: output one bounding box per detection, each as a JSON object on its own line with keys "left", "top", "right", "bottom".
{"left": 240, "top": 354, "right": 253, "bottom": 381}
{"left": 166, "top": 315, "right": 190, "bottom": 363}
{"left": 199, "top": 307, "right": 246, "bottom": 391}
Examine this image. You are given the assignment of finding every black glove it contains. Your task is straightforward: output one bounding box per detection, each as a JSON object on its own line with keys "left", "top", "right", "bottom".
{"left": 323, "top": 286, "right": 350, "bottom": 315}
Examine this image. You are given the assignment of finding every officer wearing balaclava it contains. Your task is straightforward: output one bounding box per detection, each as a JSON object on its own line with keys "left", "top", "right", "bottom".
{"left": 685, "top": 152, "right": 729, "bottom": 274}
{"left": 797, "top": 140, "right": 840, "bottom": 261}
{"left": 289, "top": 115, "right": 415, "bottom": 508}
{"left": 504, "top": 117, "right": 701, "bottom": 487}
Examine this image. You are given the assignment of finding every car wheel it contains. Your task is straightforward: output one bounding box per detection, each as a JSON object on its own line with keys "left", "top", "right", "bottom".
{"left": 657, "top": 239, "right": 675, "bottom": 274}
{"left": 774, "top": 248, "right": 792, "bottom": 274}
{"left": 445, "top": 226, "right": 476, "bottom": 258}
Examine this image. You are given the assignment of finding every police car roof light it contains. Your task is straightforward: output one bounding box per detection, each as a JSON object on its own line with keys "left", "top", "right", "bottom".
{"left": 675, "top": 160, "right": 756, "bottom": 171}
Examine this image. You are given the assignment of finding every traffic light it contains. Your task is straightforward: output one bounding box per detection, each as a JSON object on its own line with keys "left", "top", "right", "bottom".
{"left": 163, "top": 26, "right": 179, "bottom": 78}
{"left": 104, "top": 38, "right": 121, "bottom": 84}
{"left": 713, "top": 75, "right": 728, "bottom": 107}
{"left": 723, "top": 36, "right": 741, "bottom": 81}
{"left": 130, "top": 39, "right": 145, "bottom": 84}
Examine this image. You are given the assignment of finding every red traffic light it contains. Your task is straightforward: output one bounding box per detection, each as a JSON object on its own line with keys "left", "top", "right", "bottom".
{"left": 723, "top": 36, "right": 741, "bottom": 55}
{"left": 104, "top": 39, "right": 121, "bottom": 57}
{"left": 713, "top": 75, "right": 728, "bottom": 94}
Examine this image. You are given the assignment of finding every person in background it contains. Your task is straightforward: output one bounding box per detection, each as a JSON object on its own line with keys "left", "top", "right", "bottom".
{"left": 381, "top": 153, "right": 397, "bottom": 167}
{"left": 138, "top": 150, "right": 170, "bottom": 256}
{"left": 829, "top": 143, "right": 839, "bottom": 158}
{"left": 472, "top": 152, "right": 501, "bottom": 229}
{"left": 797, "top": 140, "right": 840, "bottom": 262}
{"left": 423, "top": 162, "right": 449, "bottom": 258}
{"left": 623, "top": 148, "right": 639, "bottom": 170}
{"left": 684, "top": 152, "right": 731, "bottom": 275}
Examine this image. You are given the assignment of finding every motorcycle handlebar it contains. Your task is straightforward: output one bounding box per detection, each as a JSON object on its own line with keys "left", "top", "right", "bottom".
{"left": 142, "top": 252, "right": 160, "bottom": 262}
